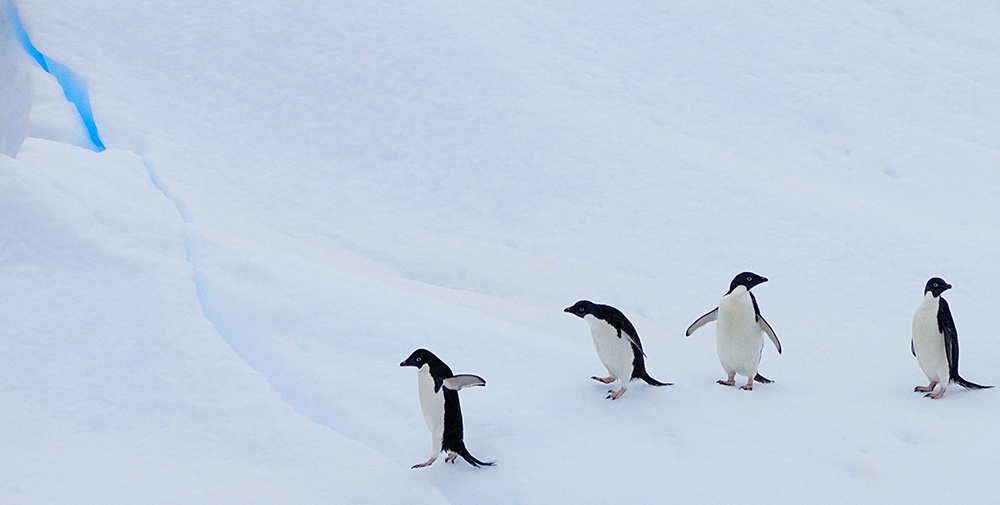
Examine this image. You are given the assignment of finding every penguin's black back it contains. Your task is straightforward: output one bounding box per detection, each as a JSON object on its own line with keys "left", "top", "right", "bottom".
{"left": 565, "top": 300, "right": 669, "bottom": 387}
{"left": 441, "top": 388, "right": 464, "bottom": 452}
{"left": 593, "top": 304, "right": 669, "bottom": 386}
{"left": 590, "top": 304, "right": 641, "bottom": 345}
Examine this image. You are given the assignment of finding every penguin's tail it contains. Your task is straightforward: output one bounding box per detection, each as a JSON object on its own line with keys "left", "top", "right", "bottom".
{"left": 456, "top": 445, "right": 495, "bottom": 468}
{"left": 954, "top": 375, "right": 992, "bottom": 390}
{"left": 640, "top": 372, "right": 672, "bottom": 387}
{"left": 753, "top": 373, "right": 773, "bottom": 384}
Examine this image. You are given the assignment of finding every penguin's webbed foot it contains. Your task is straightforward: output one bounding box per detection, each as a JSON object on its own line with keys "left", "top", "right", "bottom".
{"left": 445, "top": 453, "right": 458, "bottom": 463}
{"left": 411, "top": 458, "right": 436, "bottom": 469}
{"left": 717, "top": 379, "right": 736, "bottom": 387}
{"left": 592, "top": 376, "right": 616, "bottom": 384}
{"left": 739, "top": 383, "right": 753, "bottom": 391}
{"left": 914, "top": 385, "right": 934, "bottom": 393}
{"left": 607, "top": 388, "right": 626, "bottom": 400}
{"left": 924, "top": 391, "right": 945, "bottom": 399}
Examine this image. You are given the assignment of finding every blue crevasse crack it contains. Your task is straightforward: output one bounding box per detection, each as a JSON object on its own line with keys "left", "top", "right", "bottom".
{"left": 4, "top": 1, "right": 105, "bottom": 152}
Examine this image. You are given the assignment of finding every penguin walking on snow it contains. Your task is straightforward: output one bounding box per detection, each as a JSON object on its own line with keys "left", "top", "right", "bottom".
{"left": 400, "top": 349, "right": 494, "bottom": 468}
{"left": 686, "top": 272, "right": 782, "bottom": 390}
{"left": 564, "top": 300, "right": 670, "bottom": 399}
{"left": 911, "top": 277, "right": 992, "bottom": 399}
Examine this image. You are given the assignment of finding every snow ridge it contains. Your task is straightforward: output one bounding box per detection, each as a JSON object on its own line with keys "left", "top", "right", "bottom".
{"left": 7, "top": 0, "right": 285, "bottom": 438}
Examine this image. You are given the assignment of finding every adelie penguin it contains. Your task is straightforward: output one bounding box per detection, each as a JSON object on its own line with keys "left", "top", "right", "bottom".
{"left": 400, "top": 349, "right": 494, "bottom": 468}
{"left": 686, "top": 272, "right": 782, "bottom": 390}
{"left": 564, "top": 300, "right": 670, "bottom": 400}
{"left": 911, "top": 277, "right": 992, "bottom": 399}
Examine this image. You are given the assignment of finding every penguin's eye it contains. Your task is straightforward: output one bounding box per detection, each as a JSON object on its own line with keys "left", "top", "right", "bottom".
{"left": 416, "top": 358, "right": 422, "bottom": 363}
{"left": 747, "top": 276, "right": 752, "bottom": 282}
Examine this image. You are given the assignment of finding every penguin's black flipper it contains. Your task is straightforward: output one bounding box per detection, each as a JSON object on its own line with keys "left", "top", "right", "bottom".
{"left": 753, "top": 373, "right": 773, "bottom": 384}
{"left": 757, "top": 314, "right": 782, "bottom": 354}
{"left": 443, "top": 374, "right": 486, "bottom": 391}
{"left": 608, "top": 314, "right": 645, "bottom": 357}
{"left": 685, "top": 308, "right": 718, "bottom": 336}
{"left": 938, "top": 297, "right": 962, "bottom": 380}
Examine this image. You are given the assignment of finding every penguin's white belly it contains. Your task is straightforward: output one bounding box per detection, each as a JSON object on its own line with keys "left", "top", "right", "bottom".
{"left": 716, "top": 291, "right": 763, "bottom": 378}
{"left": 417, "top": 367, "right": 445, "bottom": 448}
{"left": 585, "top": 315, "right": 634, "bottom": 382}
{"left": 912, "top": 296, "right": 949, "bottom": 383}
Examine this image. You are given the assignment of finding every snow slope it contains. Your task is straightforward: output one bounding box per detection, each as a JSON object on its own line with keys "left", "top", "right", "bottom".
{"left": 3, "top": 1, "right": 1000, "bottom": 503}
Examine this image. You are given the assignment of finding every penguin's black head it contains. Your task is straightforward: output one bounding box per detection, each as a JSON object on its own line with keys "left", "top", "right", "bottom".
{"left": 564, "top": 300, "right": 597, "bottom": 319}
{"left": 729, "top": 271, "right": 768, "bottom": 293}
{"left": 400, "top": 348, "right": 441, "bottom": 369}
{"left": 924, "top": 277, "right": 952, "bottom": 297}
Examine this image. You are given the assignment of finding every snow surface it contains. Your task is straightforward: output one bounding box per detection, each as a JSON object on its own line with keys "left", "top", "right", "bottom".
{"left": 2, "top": 1, "right": 1000, "bottom": 504}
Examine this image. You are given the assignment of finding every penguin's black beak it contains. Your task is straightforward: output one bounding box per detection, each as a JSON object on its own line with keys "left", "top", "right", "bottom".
{"left": 563, "top": 307, "right": 572, "bottom": 313}
{"left": 761, "top": 277, "right": 768, "bottom": 283}
{"left": 400, "top": 359, "right": 412, "bottom": 367}
{"left": 945, "top": 283, "right": 953, "bottom": 291}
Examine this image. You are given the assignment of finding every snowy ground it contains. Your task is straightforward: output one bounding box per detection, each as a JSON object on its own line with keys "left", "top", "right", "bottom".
{"left": 2, "top": 1, "right": 1000, "bottom": 504}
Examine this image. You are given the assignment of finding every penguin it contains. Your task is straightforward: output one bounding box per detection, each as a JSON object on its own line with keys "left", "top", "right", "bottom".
{"left": 564, "top": 300, "right": 670, "bottom": 400}
{"left": 911, "top": 277, "right": 992, "bottom": 399}
{"left": 399, "top": 349, "right": 494, "bottom": 468}
{"left": 686, "top": 272, "right": 781, "bottom": 390}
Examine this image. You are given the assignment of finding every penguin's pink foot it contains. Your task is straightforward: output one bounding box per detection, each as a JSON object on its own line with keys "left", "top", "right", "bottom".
{"left": 412, "top": 456, "right": 437, "bottom": 469}
{"left": 607, "top": 387, "right": 627, "bottom": 400}
{"left": 592, "top": 376, "right": 616, "bottom": 384}
{"left": 924, "top": 390, "right": 945, "bottom": 399}
{"left": 717, "top": 379, "right": 736, "bottom": 387}
{"left": 914, "top": 384, "right": 935, "bottom": 393}
{"left": 445, "top": 453, "right": 458, "bottom": 463}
